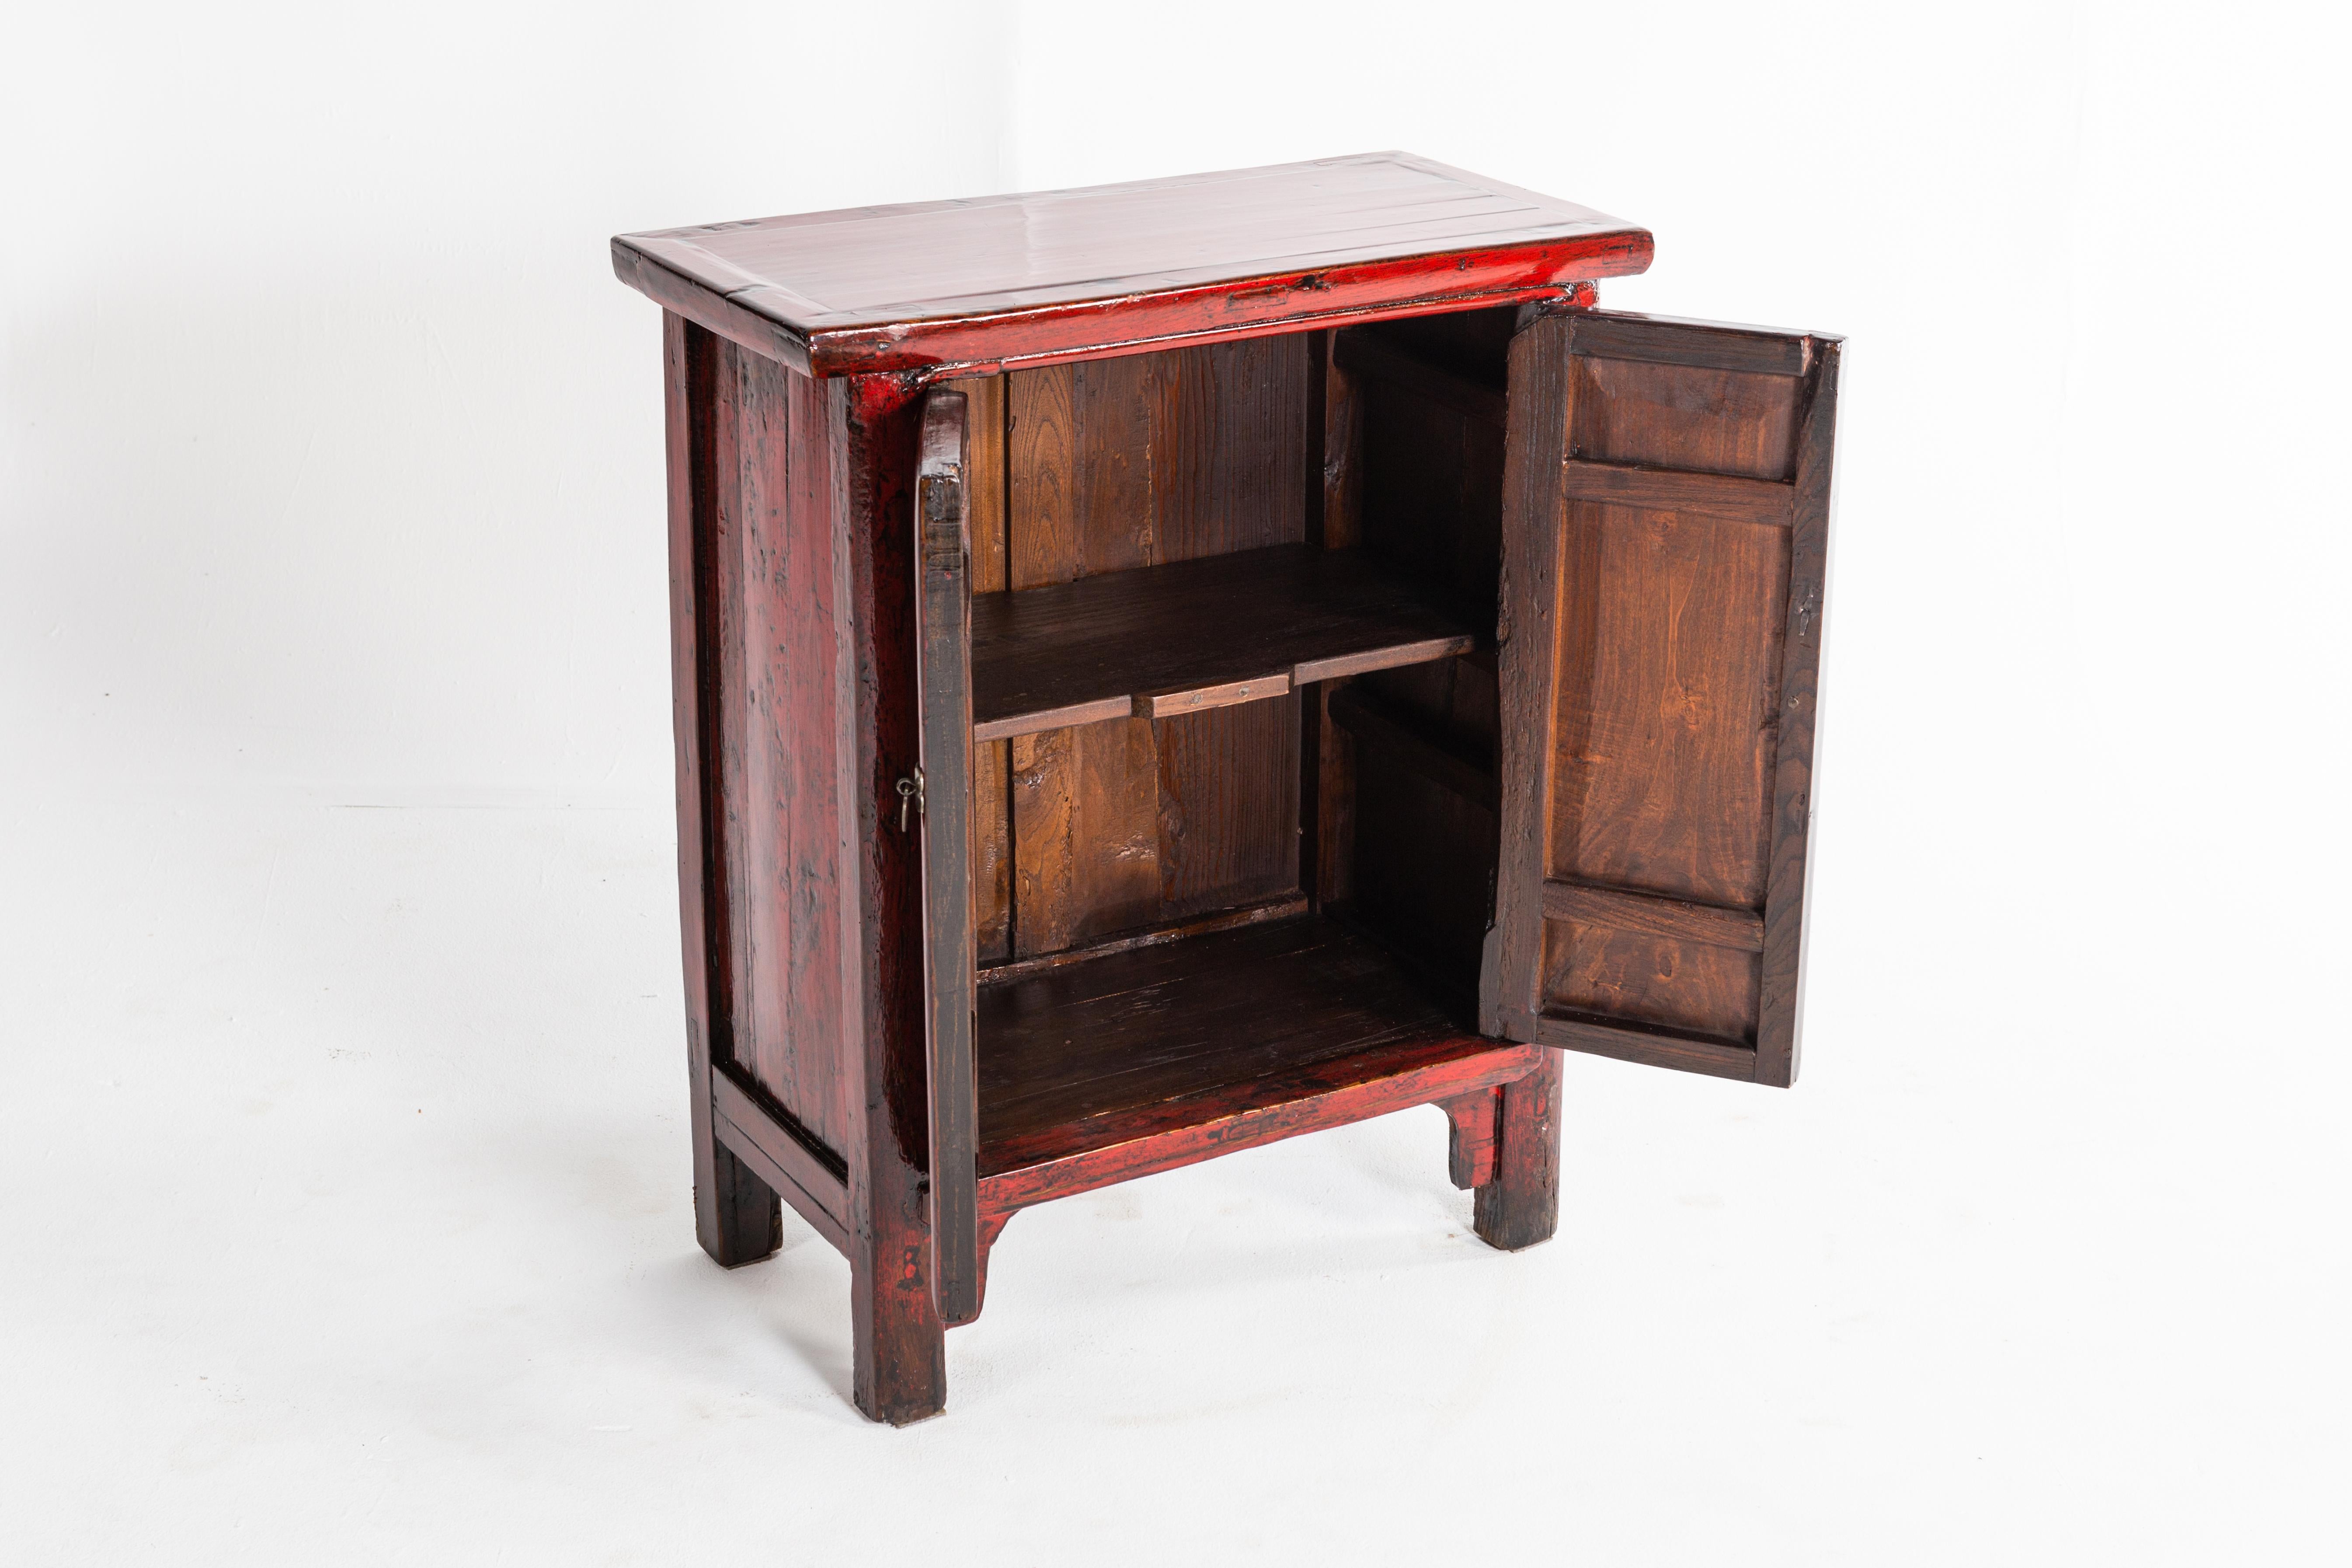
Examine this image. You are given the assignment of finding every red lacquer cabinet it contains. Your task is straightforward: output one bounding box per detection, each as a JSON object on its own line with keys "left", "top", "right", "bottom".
{"left": 610, "top": 152, "right": 1842, "bottom": 1422}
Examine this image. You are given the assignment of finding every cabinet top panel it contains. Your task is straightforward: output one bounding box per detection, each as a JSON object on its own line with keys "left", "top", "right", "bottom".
{"left": 611, "top": 152, "right": 1652, "bottom": 378}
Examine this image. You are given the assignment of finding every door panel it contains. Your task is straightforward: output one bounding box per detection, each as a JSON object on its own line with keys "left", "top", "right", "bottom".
{"left": 1486, "top": 310, "right": 1839, "bottom": 1087}
{"left": 914, "top": 390, "right": 980, "bottom": 1321}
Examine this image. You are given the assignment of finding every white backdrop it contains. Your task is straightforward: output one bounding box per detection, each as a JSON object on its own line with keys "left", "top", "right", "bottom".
{"left": 5, "top": 2, "right": 2348, "bottom": 1562}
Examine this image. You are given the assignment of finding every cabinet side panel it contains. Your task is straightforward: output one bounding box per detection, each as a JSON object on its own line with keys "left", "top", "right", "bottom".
{"left": 721, "top": 350, "right": 853, "bottom": 1157}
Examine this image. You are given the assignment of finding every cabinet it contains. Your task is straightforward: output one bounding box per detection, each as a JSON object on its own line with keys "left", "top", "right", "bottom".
{"left": 610, "top": 152, "right": 1841, "bottom": 1423}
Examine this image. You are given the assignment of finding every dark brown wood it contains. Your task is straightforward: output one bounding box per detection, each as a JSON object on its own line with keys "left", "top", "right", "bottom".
{"left": 1473, "top": 1051, "right": 1562, "bottom": 1250}
{"left": 972, "top": 544, "right": 1474, "bottom": 742}
{"left": 1492, "top": 309, "right": 1839, "bottom": 1083}
{"left": 1755, "top": 341, "right": 1841, "bottom": 1086}
{"left": 613, "top": 153, "right": 1653, "bottom": 378}
{"left": 1483, "top": 315, "right": 1575, "bottom": 1038}
{"left": 915, "top": 391, "right": 981, "bottom": 1326}
{"left": 977, "top": 915, "right": 1489, "bottom": 1170}
{"left": 1442, "top": 1088, "right": 1500, "bottom": 1189}
{"left": 943, "top": 375, "right": 1012, "bottom": 966}
{"left": 1328, "top": 682, "right": 1500, "bottom": 810}
{"left": 978, "top": 893, "right": 1308, "bottom": 985}
{"left": 1541, "top": 877, "right": 1766, "bottom": 952}
{"left": 1560, "top": 458, "right": 1794, "bottom": 523}
{"left": 1335, "top": 327, "right": 1508, "bottom": 428}
{"left": 1567, "top": 311, "right": 1813, "bottom": 377}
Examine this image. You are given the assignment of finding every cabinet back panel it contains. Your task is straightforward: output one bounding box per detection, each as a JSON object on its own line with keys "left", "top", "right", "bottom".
{"left": 974, "top": 335, "right": 1316, "bottom": 958}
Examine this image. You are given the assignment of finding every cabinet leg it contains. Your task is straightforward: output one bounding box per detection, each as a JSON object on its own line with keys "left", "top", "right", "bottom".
{"left": 1473, "top": 1053, "right": 1562, "bottom": 1251}
{"left": 696, "top": 1136, "right": 783, "bottom": 1268}
{"left": 851, "top": 1227, "right": 947, "bottom": 1425}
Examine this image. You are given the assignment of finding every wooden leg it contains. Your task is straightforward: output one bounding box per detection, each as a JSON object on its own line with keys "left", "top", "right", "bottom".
{"left": 1473, "top": 1053, "right": 1561, "bottom": 1251}
{"left": 851, "top": 1187, "right": 948, "bottom": 1425}
{"left": 1440, "top": 1087, "right": 1501, "bottom": 1189}
{"left": 695, "top": 1126, "right": 782, "bottom": 1268}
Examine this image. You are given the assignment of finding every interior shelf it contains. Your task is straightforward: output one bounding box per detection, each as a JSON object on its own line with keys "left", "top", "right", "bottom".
{"left": 971, "top": 544, "right": 1474, "bottom": 741}
{"left": 976, "top": 914, "right": 1492, "bottom": 1177}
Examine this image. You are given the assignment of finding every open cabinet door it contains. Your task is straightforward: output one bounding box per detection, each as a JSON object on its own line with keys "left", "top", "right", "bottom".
{"left": 914, "top": 390, "right": 981, "bottom": 1321}
{"left": 1485, "top": 310, "right": 1840, "bottom": 1087}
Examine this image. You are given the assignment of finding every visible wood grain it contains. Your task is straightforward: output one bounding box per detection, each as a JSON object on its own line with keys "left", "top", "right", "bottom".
{"left": 1441, "top": 1088, "right": 1500, "bottom": 1189}
{"left": 1532, "top": 1010, "right": 1754, "bottom": 1080}
{"left": 1755, "top": 339, "right": 1842, "bottom": 1087}
{"left": 1473, "top": 1050, "right": 1561, "bottom": 1250}
{"left": 972, "top": 544, "right": 1473, "bottom": 742}
{"left": 1541, "top": 877, "right": 1764, "bottom": 951}
{"left": 1306, "top": 681, "right": 1356, "bottom": 908}
{"left": 665, "top": 313, "right": 783, "bottom": 1269}
{"left": 1560, "top": 458, "right": 1795, "bottom": 523}
{"left": 1009, "top": 719, "right": 1162, "bottom": 956}
{"left": 1321, "top": 334, "right": 1364, "bottom": 549}
{"left": 1484, "top": 313, "right": 1576, "bottom": 1037}
{"left": 1569, "top": 311, "right": 1812, "bottom": 377}
{"left": 1498, "top": 309, "right": 1836, "bottom": 1086}
{"left": 613, "top": 153, "right": 1653, "bottom": 377}
{"left": 833, "top": 373, "right": 947, "bottom": 1425}
{"left": 977, "top": 915, "right": 1483, "bottom": 1165}
{"left": 1155, "top": 699, "right": 1300, "bottom": 920}
{"left": 1134, "top": 672, "right": 1291, "bottom": 720}
{"left": 916, "top": 391, "right": 980, "bottom": 1326}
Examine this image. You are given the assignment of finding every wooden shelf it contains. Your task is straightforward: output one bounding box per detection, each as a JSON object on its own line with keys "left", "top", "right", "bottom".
{"left": 971, "top": 544, "right": 1474, "bottom": 741}
{"left": 976, "top": 914, "right": 1512, "bottom": 1180}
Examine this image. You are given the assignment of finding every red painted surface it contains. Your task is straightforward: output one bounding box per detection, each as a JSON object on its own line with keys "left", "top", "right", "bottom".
{"left": 613, "top": 152, "right": 1652, "bottom": 378}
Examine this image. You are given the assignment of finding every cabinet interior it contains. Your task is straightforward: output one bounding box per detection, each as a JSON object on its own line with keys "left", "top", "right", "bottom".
{"left": 950, "top": 308, "right": 1517, "bottom": 1169}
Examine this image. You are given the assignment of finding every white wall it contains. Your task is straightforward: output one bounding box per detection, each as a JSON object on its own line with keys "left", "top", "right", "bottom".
{"left": 1, "top": 0, "right": 1012, "bottom": 807}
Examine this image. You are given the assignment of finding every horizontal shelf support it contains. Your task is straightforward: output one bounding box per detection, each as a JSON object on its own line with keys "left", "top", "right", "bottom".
{"left": 1541, "top": 877, "right": 1765, "bottom": 951}
{"left": 1561, "top": 459, "right": 1794, "bottom": 524}
{"left": 1328, "top": 685, "right": 1499, "bottom": 810}
{"left": 978, "top": 894, "right": 1309, "bottom": 987}
{"left": 1532, "top": 1010, "right": 1756, "bottom": 1081}
{"left": 710, "top": 1065, "right": 852, "bottom": 1256}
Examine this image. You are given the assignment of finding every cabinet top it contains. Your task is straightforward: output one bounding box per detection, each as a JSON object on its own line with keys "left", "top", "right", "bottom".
{"left": 611, "top": 152, "right": 1652, "bottom": 379}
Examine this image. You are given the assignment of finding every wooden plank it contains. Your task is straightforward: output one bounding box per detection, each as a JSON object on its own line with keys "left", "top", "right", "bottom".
{"left": 1321, "top": 332, "right": 1364, "bottom": 549}
{"left": 915, "top": 391, "right": 980, "bottom": 1326}
{"left": 1483, "top": 312, "right": 1576, "bottom": 1038}
{"left": 1154, "top": 699, "right": 1301, "bottom": 921}
{"left": 713, "top": 1103, "right": 850, "bottom": 1257}
{"left": 1134, "top": 672, "right": 1291, "bottom": 720}
{"left": 1532, "top": 1010, "right": 1755, "bottom": 1081}
{"left": 1329, "top": 683, "right": 1499, "bottom": 810}
{"left": 1541, "top": 877, "right": 1764, "bottom": 952}
{"left": 972, "top": 544, "right": 1473, "bottom": 742}
{"left": 1306, "top": 681, "right": 1356, "bottom": 909}
{"left": 1569, "top": 311, "right": 1812, "bottom": 376}
{"left": 1756, "top": 339, "right": 1842, "bottom": 1087}
{"left": 1335, "top": 327, "right": 1508, "bottom": 427}
{"left": 1561, "top": 458, "right": 1795, "bottom": 524}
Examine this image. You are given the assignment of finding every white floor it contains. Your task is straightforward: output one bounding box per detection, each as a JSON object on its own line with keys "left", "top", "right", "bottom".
{"left": 4, "top": 786, "right": 2342, "bottom": 1565}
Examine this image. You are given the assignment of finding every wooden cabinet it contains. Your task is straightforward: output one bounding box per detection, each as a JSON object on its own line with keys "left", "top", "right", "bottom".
{"left": 611, "top": 152, "right": 1842, "bottom": 1422}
